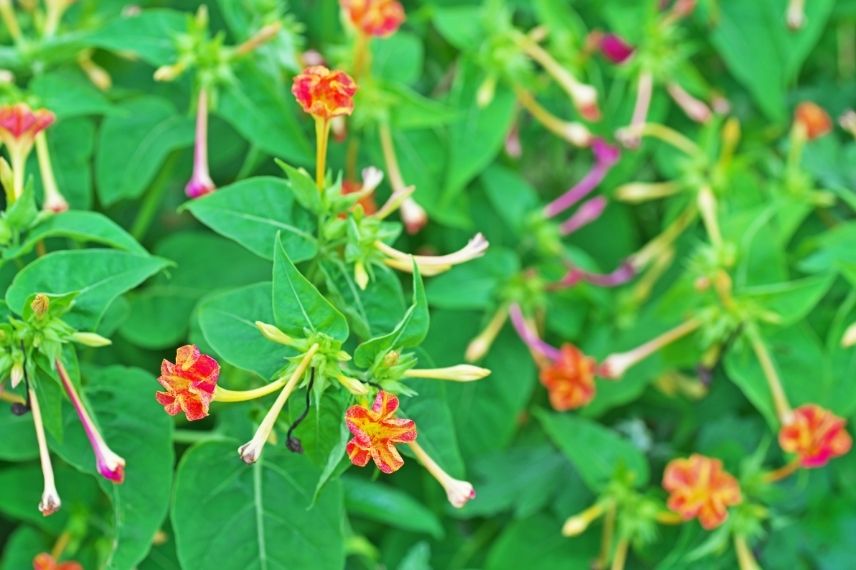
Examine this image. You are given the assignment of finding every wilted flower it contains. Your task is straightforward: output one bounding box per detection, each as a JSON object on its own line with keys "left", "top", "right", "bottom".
{"left": 794, "top": 102, "right": 832, "bottom": 140}
{"left": 778, "top": 404, "right": 852, "bottom": 468}
{"left": 345, "top": 390, "right": 417, "bottom": 473}
{"left": 539, "top": 344, "right": 598, "bottom": 411}
{"left": 341, "top": 0, "right": 405, "bottom": 37}
{"left": 663, "top": 454, "right": 742, "bottom": 530}
{"left": 33, "top": 553, "right": 83, "bottom": 570}
{"left": 292, "top": 66, "right": 358, "bottom": 121}
{"left": 156, "top": 344, "right": 221, "bottom": 421}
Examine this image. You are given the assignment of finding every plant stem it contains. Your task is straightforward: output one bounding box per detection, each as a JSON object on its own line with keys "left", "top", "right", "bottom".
{"left": 763, "top": 458, "right": 801, "bottom": 483}
{"left": 315, "top": 118, "right": 330, "bottom": 191}
{"left": 746, "top": 325, "right": 792, "bottom": 424}
{"left": 131, "top": 153, "right": 178, "bottom": 240}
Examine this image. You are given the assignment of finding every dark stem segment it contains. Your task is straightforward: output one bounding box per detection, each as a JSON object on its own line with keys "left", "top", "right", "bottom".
{"left": 286, "top": 368, "right": 316, "bottom": 454}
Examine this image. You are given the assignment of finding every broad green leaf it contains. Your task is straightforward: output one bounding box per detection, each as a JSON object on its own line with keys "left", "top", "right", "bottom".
{"left": 319, "top": 257, "right": 406, "bottom": 339}
{"left": 218, "top": 61, "right": 313, "bottom": 164}
{"left": 51, "top": 366, "right": 174, "bottom": 570}
{"left": 741, "top": 275, "right": 834, "bottom": 326}
{"left": 3, "top": 211, "right": 145, "bottom": 260}
{"left": 197, "top": 283, "right": 288, "bottom": 380}
{"left": 426, "top": 248, "right": 519, "bottom": 310}
{"left": 388, "top": 84, "right": 461, "bottom": 130}
{"left": 85, "top": 9, "right": 187, "bottom": 66}
{"left": 536, "top": 410, "right": 650, "bottom": 490}
{"left": 30, "top": 68, "right": 114, "bottom": 119}
{"left": 405, "top": 379, "right": 466, "bottom": 478}
{"left": 0, "top": 412, "right": 38, "bottom": 461}
{"left": 486, "top": 514, "right": 598, "bottom": 570}
{"left": 119, "top": 232, "right": 269, "bottom": 349}
{"left": 353, "top": 265, "right": 428, "bottom": 367}
{"left": 273, "top": 234, "right": 348, "bottom": 342}
{"left": 186, "top": 177, "right": 317, "bottom": 262}
{"left": 481, "top": 165, "right": 540, "bottom": 231}
{"left": 172, "top": 441, "right": 345, "bottom": 570}
{"left": 96, "top": 96, "right": 194, "bottom": 205}
{"left": 372, "top": 32, "right": 424, "bottom": 85}
{"left": 6, "top": 250, "right": 169, "bottom": 329}
{"left": 275, "top": 159, "right": 322, "bottom": 214}
{"left": 343, "top": 476, "right": 444, "bottom": 538}
{"left": 0, "top": 526, "right": 50, "bottom": 570}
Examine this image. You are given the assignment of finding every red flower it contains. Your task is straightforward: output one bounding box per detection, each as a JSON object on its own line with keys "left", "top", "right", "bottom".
{"left": 291, "top": 66, "right": 357, "bottom": 121}
{"left": 0, "top": 103, "right": 55, "bottom": 152}
{"left": 779, "top": 404, "right": 852, "bottom": 468}
{"left": 156, "top": 345, "right": 220, "bottom": 421}
{"left": 341, "top": 0, "right": 405, "bottom": 37}
{"left": 33, "top": 553, "right": 82, "bottom": 570}
{"left": 794, "top": 102, "right": 832, "bottom": 140}
{"left": 345, "top": 390, "right": 417, "bottom": 473}
{"left": 539, "top": 344, "right": 597, "bottom": 410}
{"left": 663, "top": 454, "right": 742, "bottom": 530}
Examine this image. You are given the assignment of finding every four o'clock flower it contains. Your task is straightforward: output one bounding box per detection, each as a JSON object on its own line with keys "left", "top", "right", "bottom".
{"left": 539, "top": 343, "right": 598, "bottom": 411}
{"left": 292, "top": 66, "right": 358, "bottom": 190}
{"left": 376, "top": 121, "right": 429, "bottom": 234}
{"left": 599, "top": 33, "right": 635, "bottom": 64}
{"left": 55, "top": 359, "right": 126, "bottom": 483}
{"left": 662, "top": 454, "right": 742, "bottom": 530}
{"left": 543, "top": 138, "right": 620, "bottom": 219}
{"left": 185, "top": 87, "right": 215, "bottom": 199}
{"left": 778, "top": 404, "right": 852, "bottom": 468}
{"left": 600, "top": 317, "right": 702, "bottom": 380}
{"left": 156, "top": 344, "right": 221, "bottom": 421}
{"left": 35, "top": 132, "right": 69, "bottom": 213}
{"left": 345, "top": 390, "right": 417, "bottom": 473}
{"left": 33, "top": 553, "right": 83, "bottom": 570}
{"left": 794, "top": 101, "right": 832, "bottom": 141}
{"left": 341, "top": 0, "right": 405, "bottom": 38}
{"left": 666, "top": 83, "right": 712, "bottom": 123}
{"left": 408, "top": 439, "right": 476, "bottom": 508}
{"left": 787, "top": 0, "right": 805, "bottom": 30}
{"left": 0, "top": 103, "right": 56, "bottom": 200}
{"left": 29, "top": 386, "right": 61, "bottom": 516}
{"left": 375, "top": 233, "right": 489, "bottom": 276}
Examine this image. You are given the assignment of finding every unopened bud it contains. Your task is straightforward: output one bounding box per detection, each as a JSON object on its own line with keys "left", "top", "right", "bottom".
{"left": 31, "top": 294, "right": 50, "bottom": 317}
{"left": 842, "top": 322, "right": 856, "bottom": 348}
{"left": 383, "top": 351, "right": 400, "bottom": 367}
{"left": 561, "top": 502, "right": 605, "bottom": 536}
{"left": 476, "top": 75, "right": 497, "bottom": 108}
{"left": 10, "top": 362, "right": 24, "bottom": 389}
{"left": 354, "top": 260, "right": 369, "bottom": 290}
{"left": 255, "top": 321, "right": 295, "bottom": 346}
{"left": 71, "top": 331, "right": 112, "bottom": 347}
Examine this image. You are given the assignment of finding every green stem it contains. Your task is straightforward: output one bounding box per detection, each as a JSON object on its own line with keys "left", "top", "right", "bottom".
{"left": 131, "top": 153, "right": 178, "bottom": 240}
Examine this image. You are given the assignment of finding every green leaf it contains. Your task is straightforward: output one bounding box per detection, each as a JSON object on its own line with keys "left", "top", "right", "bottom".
{"left": 6, "top": 250, "right": 168, "bottom": 329}
{"left": 119, "top": 231, "right": 270, "bottom": 349}
{"left": 172, "top": 441, "right": 345, "bottom": 570}
{"left": 273, "top": 234, "right": 348, "bottom": 342}
{"left": 536, "top": 410, "right": 650, "bottom": 490}
{"left": 372, "top": 32, "right": 424, "bottom": 85}
{"left": 0, "top": 412, "right": 37, "bottom": 461}
{"left": 51, "top": 366, "right": 174, "bottom": 570}
{"left": 95, "top": 96, "right": 194, "bottom": 205}
{"left": 353, "top": 264, "right": 428, "bottom": 367}
{"left": 3, "top": 211, "right": 145, "bottom": 260}
{"left": 30, "top": 68, "right": 114, "bottom": 119}
{"left": 197, "top": 283, "right": 289, "bottom": 380}
{"left": 218, "top": 61, "right": 313, "bottom": 164}
{"left": 0, "top": 526, "right": 50, "bottom": 570}
{"left": 343, "top": 475, "right": 444, "bottom": 538}
{"left": 186, "top": 176, "right": 317, "bottom": 262}
{"left": 486, "top": 514, "right": 598, "bottom": 570}
{"left": 85, "top": 9, "right": 187, "bottom": 66}
{"left": 427, "top": 248, "right": 519, "bottom": 310}
{"left": 275, "top": 159, "right": 322, "bottom": 214}
{"left": 741, "top": 275, "right": 834, "bottom": 326}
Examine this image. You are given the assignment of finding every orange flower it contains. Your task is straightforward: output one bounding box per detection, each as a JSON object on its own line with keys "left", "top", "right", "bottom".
{"left": 341, "top": 0, "right": 405, "bottom": 37}
{"left": 539, "top": 344, "right": 597, "bottom": 410}
{"left": 663, "top": 454, "right": 742, "bottom": 530}
{"left": 33, "top": 553, "right": 82, "bottom": 570}
{"left": 779, "top": 404, "right": 852, "bottom": 468}
{"left": 156, "top": 345, "right": 220, "bottom": 421}
{"left": 345, "top": 390, "right": 417, "bottom": 473}
{"left": 291, "top": 66, "right": 357, "bottom": 121}
{"left": 0, "top": 103, "right": 55, "bottom": 150}
{"left": 794, "top": 102, "right": 832, "bottom": 140}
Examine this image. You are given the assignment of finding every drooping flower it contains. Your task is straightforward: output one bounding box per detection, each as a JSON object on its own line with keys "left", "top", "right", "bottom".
{"left": 345, "top": 390, "right": 417, "bottom": 473}
{"left": 794, "top": 102, "right": 832, "bottom": 140}
{"left": 376, "top": 233, "right": 489, "bottom": 276}
{"left": 778, "top": 404, "right": 852, "bottom": 468}
{"left": 156, "top": 344, "right": 221, "bottom": 421}
{"left": 292, "top": 66, "right": 358, "bottom": 121}
{"left": 185, "top": 88, "right": 216, "bottom": 199}
{"left": 341, "top": 0, "right": 405, "bottom": 38}
{"left": 663, "top": 454, "right": 742, "bottom": 530}
{"left": 408, "top": 440, "right": 476, "bottom": 508}
{"left": 539, "top": 343, "right": 598, "bottom": 411}
{"left": 33, "top": 553, "right": 83, "bottom": 570}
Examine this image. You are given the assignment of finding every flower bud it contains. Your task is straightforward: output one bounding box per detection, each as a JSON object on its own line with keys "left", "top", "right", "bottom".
{"left": 31, "top": 294, "right": 50, "bottom": 317}
{"left": 255, "top": 321, "right": 296, "bottom": 346}
{"left": 561, "top": 502, "right": 605, "bottom": 536}
{"left": 71, "top": 331, "right": 112, "bottom": 347}
{"left": 794, "top": 102, "right": 832, "bottom": 140}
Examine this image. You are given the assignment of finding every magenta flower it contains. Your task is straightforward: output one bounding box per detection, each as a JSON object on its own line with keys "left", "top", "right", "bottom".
{"left": 600, "top": 34, "right": 635, "bottom": 64}
{"left": 543, "top": 138, "right": 620, "bottom": 219}
{"left": 185, "top": 88, "right": 215, "bottom": 199}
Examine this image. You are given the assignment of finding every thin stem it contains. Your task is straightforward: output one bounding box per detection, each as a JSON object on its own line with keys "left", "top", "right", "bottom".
{"left": 50, "top": 532, "right": 72, "bottom": 560}
{"left": 35, "top": 132, "right": 65, "bottom": 211}
{"left": 763, "top": 458, "right": 801, "bottom": 483}
{"left": 352, "top": 32, "right": 371, "bottom": 81}
{"left": 0, "top": 0, "right": 22, "bottom": 43}
{"left": 10, "top": 149, "right": 25, "bottom": 202}
{"left": 595, "top": 502, "right": 616, "bottom": 570}
{"left": 315, "top": 118, "right": 330, "bottom": 191}
{"left": 233, "top": 22, "right": 282, "bottom": 57}
{"left": 55, "top": 360, "right": 107, "bottom": 453}
{"left": 746, "top": 325, "right": 792, "bottom": 424}
{"left": 697, "top": 185, "right": 723, "bottom": 249}
{"left": 630, "top": 205, "right": 698, "bottom": 269}
{"left": 214, "top": 377, "right": 292, "bottom": 402}
{"left": 622, "top": 122, "right": 701, "bottom": 156}
{"left": 610, "top": 537, "right": 630, "bottom": 570}
{"left": 0, "top": 389, "right": 25, "bottom": 405}
{"left": 514, "top": 31, "right": 588, "bottom": 107}
{"left": 378, "top": 121, "right": 406, "bottom": 191}
{"left": 131, "top": 153, "right": 178, "bottom": 240}
{"left": 734, "top": 535, "right": 761, "bottom": 570}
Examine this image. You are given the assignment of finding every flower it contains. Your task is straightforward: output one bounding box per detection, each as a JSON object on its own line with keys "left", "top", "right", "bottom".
{"left": 408, "top": 440, "right": 476, "bottom": 508}
{"left": 778, "top": 404, "right": 852, "bottom": 468}
{"left": 399, "top": 196, "right": 428, "bottom": 234}
{"left": 0, "top": 103, "right": 55, "bottom": 152}
{"left": 539, "top": 344, "right": 598, "bottom": 411}
{"left": 185, "top": 88, "right": 215, "bottom": 199}
{"left": 663, "top": 454, "right": 742, "bottom": 530}
{"left": 794, "top": 102, "right": 832, "bottom": 140}
{"left": 543, "top": 138, "right": 620, "bottom": 218}
{"left": 600, "top": 33, "right": 635, "bottom": 64}
{"left": 156, "top": 344, "right": 221, "bottom": 421}
{"left": 292, "top": 66, "right": 358, "bottom": 121}
{"left": 341, "top": 0, "right": 405, "bottom": 37}
{"left": 345, "top": 390, "right": 417, "bottom": 473}
{"left": 33, "top": 553, "right": 83, "bottom": 570}
{"left": 376, "top": 233, "right": 489, "bottom": 276}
